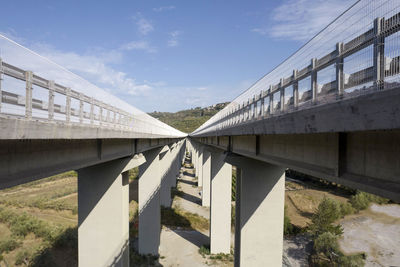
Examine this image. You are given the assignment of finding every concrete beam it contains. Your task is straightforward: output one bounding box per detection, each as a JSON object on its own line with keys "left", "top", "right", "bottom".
{"left": 0, "top": 138, "right": 182, "bottom": 190}
{"left": 191, "top": 86, "right": 400, "bottom": 137}
{"left": 194, "top": 130, "right": 400, "bottom": 202}
{"left": 0, "top": 116, "right": 184, "bottom": 140}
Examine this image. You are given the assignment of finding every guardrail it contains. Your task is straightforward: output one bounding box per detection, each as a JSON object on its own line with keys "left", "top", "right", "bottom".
{"left": 192, "top": 0, "right": 400, "bottom": 136}
{"left": 0, "top": 51, "right": 185, "bottom": 138}
{"left": 0, "top": 59, "right": 135, "bottom": 130}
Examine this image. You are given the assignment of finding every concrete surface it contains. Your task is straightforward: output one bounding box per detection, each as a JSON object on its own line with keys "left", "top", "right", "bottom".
{"left": 233, "top": 156, "right": 285, "bottom": 266}
{"left": 138, "top": 147, "right": 164, "bottom": 255}
{"left": 159, "top": 228, "right": 209, "bottom": 267}
{"left": 78, "top": 158, "right": 131, "bottom": 267}
{"left": 210, "top": 150, "right": 232, "bottom": 254}
{"left": 201, "top": 149, "right": 211, "bottom": 207}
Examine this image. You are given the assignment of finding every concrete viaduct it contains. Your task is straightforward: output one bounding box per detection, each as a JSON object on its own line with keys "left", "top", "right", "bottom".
{"left": 1, "top": 0, "right": 400, "bottom": 266}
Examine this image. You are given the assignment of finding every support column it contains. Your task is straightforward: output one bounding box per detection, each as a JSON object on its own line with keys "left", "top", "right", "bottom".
{"left": 78, "top": 159, "right": 131, "bottom": 267}
{"left": 139, "top": 147, "right": 164, "bottom": 255}
{"left": 195, "top": 145, "right": 199, "bottom": 177}
{"left": 210, "top": 150, "right": 232, "bottom": 254}
{"left": 233, "top": 157, "right": 285, "bottom": 266}
{"left": 198, "top": 146, "right": 203, "bottom": 187}
{"left": 202, "top": 149, "right": 211, "bottom": 207}
{"left": 160, "top": 146, "right": 173, "bottom": 207}
{"left": 171, "top": 144, "right": 179, "bottom": 188}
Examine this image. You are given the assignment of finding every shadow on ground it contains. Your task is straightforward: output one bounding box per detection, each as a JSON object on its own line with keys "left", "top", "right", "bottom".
{"left": 30, "top": 227, "right": 78, "bottom": 267}
{"left": 183, "top": 171, "right": 195, "bottom": 177}
{"left": 178, "top": 178, "right": 197, "bottom": 186}
{"left": 175, "top": 191, "right": 202, "bottom": 205}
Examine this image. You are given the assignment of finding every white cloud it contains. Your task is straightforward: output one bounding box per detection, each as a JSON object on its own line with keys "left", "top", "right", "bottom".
{"left": 133, "top": 13, "right": 154, "bottom": 35}
{"left": 252, "top": 0, "right": 353, "bottom": 41}
{"left": 153, "top": 6, "right": 175, "bottom": 12}
{"left": 34, "top": 43, "right": 152, "bottom": 97}
{"left": 167, "top": 31, "right": 182, "bottom": 47}
{"left": 121, "top": 41, "right": 157, "bottom": 53}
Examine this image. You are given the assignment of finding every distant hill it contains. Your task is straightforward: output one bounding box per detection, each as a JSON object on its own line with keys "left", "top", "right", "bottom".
{"left": 149, "top": 102, "right": 229, "bottom": 133}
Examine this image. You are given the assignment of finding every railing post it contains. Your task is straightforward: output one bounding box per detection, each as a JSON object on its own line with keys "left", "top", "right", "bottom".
{"left": 25, "top": 71, "right": 33, "bottom": 119}
{"left": 269, "top": 93, "right": 273, "bottom": 115}
{"left": 90, "top": 98, "right": 94, "bottom": 125}
{"left": 280, "top": 78, "right": 284, "bottom": 112}
{"left": 373, "top": 17, "right": 385, "bottom": 90}
{"left": 260, "top": 92, "right": 265, "bottom": 118}
{"left": 0, "top": 58, "right": 3, "bottom": 113}
{"left": 252, "top": 96, "right": 256, "bottom": 119}
{"left": 336, "top": 42, "right": 344, "bottom": 97}
{"left": 48, "top": 81, "right": 55, "bottom": 121}
{"left": 99, "top": 104, "right": 103, "bottom": 127}
{"left": 66, "top": 87, "right": 71, "bottom": 123}
{"left": 311, "top": 58, "right": 317, "bottom": 103}
{"left": 79, "top": 93, "right": 84, "bottom": 124}
{"left": 293, "top": 70, "right": 299, "bottom": 108}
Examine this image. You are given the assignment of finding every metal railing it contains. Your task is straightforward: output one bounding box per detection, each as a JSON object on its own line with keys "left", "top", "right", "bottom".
{"left": 192, "top": 0, "right": 400, "bottom": 136}
{"left": 0, "top": 59, "right": 136, "bottom": 128}
{"left": 0, "top": 36, "right": 185, "bottom": 138}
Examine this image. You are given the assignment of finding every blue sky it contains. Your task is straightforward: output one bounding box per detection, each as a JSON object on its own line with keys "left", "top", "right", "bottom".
{"left": 0, "top": 0, "right": 354, "bottom": 112}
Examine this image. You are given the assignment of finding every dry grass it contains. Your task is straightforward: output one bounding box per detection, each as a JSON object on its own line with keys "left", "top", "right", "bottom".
{"left": 285, "top": 182, "right": 349, "bottom": 228}
{"left": 161, "top": 206, "right": 209, "bottom": 232}
{"left": 0, "top": 172, "right": 78, "bottom": 266}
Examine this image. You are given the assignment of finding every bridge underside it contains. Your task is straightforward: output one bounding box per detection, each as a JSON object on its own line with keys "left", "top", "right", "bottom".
{"left": 0, "top": 137, "right": 182, "bottom": 189}
{"left": 193, "top": 129, "right": 400, "bottom": 202}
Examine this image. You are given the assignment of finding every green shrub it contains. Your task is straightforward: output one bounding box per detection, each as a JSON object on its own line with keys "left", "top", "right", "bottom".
{"left": 350, "top": 192, "right": 370, "bottom": 211}
{"left": 128, "top": 167, "right": 139, "bottom": 182}
{"left": 199, "top": 245, "right": 210, "bottom": 257}
{"left": 339, "top": 201, "right": 355, "bottom": 217}
{"left": 314, "top": 232, "right": 339, "bottom": 259}
{"left": 0, "top": 238, "right": 21, "bottom": 253}
{"left": 350, "top": 191, "right": 389, "bottom": 211}
{"left": 338, "top": 253, "right": 366, "bottom": 267}
{"left": 309, "top": 197, "right": 343, "bottom": 237}
{"left": 15, "top": 249, "right": 31, "bottom": 266}
{"left": 284, "top": 206, "right": 294, "bottom": 235}
{"left": 0, "top": 208, "right": 62, "bottom": 242}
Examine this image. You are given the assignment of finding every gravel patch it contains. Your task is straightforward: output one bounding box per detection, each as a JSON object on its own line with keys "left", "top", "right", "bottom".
{"left": 339, "top": 204, "right": 400, "bottom": 267}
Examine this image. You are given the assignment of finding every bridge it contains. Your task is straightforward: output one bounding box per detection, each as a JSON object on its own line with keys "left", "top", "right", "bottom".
{"left": 1, "top": 0, "right": 400, "bottom": 266}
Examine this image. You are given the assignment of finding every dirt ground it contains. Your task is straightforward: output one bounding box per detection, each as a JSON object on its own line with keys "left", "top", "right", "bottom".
{"left": 158, "top": 162, "right": 233, "bottom": 267}
{"left": 283, "top": 179, "right": 400, "bottom": 267}
{"left": 172, "top": 169, "right": 210, "bottom": 220}
{"left": 285, "top": 180, "right": 349, "bottom": 228}
{"left": 339, "top": 204, "right": 400, "bottom": 267}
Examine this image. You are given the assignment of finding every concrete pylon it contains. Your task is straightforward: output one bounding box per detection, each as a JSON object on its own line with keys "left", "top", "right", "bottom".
{"left": 198, "top": 145, "right": 203, "bottom": 187}
{"left": 139, "top": 146, "right": 167, "bottom": 255}
{"left": 194, "top": 145, "right": 199, "bottom": 177}
{"left": 231, "top": 156, "right": 285, "bottom": 266}
{"left": 160, "top": 145, "right": 174, "bottom": 207}
{"left": 210, "top": 149, "right": 232, "bottom": 254}
{"left": 78, "top": 157, "right": 141, "bottom": 267}
{"left": 202, "top": 149, "right": 211, "bottom": 207}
